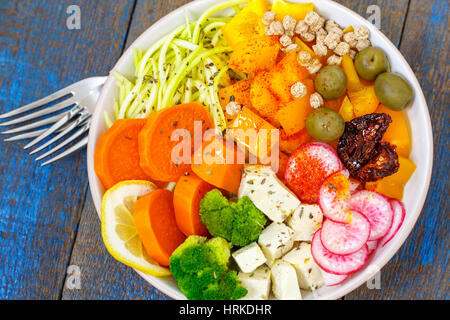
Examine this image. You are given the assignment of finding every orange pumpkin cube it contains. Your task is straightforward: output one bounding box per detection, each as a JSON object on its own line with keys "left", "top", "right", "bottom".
{"left": 228, "top": 35, "right": 280, "bottom": 74}
{"left": 279, "top": 128, "right": 312, "bottom": 154}
{"left": 365, "top": 156, "right": 416, "bottom": 200}
{"left": 339, "top": 95, "right": 355, "bottom": 122}
{"left": 342, "top": 54, "right": 362, "bottom": 92}
{"left": 266, "top": 51, "right": 310, "bottom": 104}
{"left": 218, "top": 79, "right": 253, "bottom": 123}
{"left": 250, "top": 71, "right": 281, "bottom": 122}
{"left": 275, "top": 79, "right": 315, "bottom": 135}
{"left": 222, "top": 0, "right": 268, "bottom": 49}
{"left": 323, "top": 94, "right": 345, "bottom": 112}
{"left": 227, "top": 107, "right": 279, "bottom": 165}
{"left": 348, "top": 85, "right": 380, "bottom": 117}
{"left": 376, "top": 104, "right": 412, "bottom": 157}
{"left": 271, "top": 0, "right": 314, "bottom": 21}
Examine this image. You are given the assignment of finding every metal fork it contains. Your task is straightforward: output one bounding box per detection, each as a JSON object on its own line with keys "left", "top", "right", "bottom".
{"left": 0, "top": 76, "right": 107, "bottom": 166}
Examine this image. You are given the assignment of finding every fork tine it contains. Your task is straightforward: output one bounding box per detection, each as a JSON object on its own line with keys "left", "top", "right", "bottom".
{"left": 1, "top": 114, "right": 64, "bottom": 134}
{"left": 0, "top": 98, "right": 76, "bottom": 127}
{"left": 4, "top": 122, "right": 73, "bottom": 141}
{"left": 4, "top": 129, "right": 48, "bottom": 141}
{"left": 40, "top": 136, "right": 89, "bottom": 166}
{"left": 23, "top": 105, "right": 83, "bottom": 150}
{"left": 35, "top": 120, "right": 90, "bottom": 161}
{"left": 0, "top": 90, "right": 73, "bottom": 120}
{"left": 29, "top": 113, "right": 91, "bottom": 155}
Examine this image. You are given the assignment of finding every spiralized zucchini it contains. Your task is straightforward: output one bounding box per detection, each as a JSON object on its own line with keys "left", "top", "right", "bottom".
{"left": 106, "top": 0, "right": 249, "bottom": 134}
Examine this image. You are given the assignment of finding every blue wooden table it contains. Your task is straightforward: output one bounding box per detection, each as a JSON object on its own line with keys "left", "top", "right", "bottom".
{"left": 0, "top": 0, "right": 447, "bottom": 300}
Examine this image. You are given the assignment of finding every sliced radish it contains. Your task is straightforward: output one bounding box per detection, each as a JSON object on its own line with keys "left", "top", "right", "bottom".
{"left": 380, "top": 200, "right": 406, "bottom": 247}
{"left": 366, "top": 240, "right": 378, "bottom": 253}
{"left": 349, "top": 178, "right": 361, "bottom": 193}
{"left": 319, "top": 171, "right": 351, "bottom": 223}
{"left": 320, "top": 211, "right": 371, "bottom": 255}
{"left": 320, "top": 269, "right": 349, "bottom": 286}
{"left": 311, "top": 230, "right": 369, "bottom": 275}
{"left": 340, "top": 169, "right": 350, "bottom": 178}
{"left": 285, "top": 142, "right": 343, "bottom": 203}
{"left": 350, "top": 191, "right": 394, "bottom": 241}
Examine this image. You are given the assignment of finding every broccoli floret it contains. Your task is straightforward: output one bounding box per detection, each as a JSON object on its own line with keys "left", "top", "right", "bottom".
{"left": 199, "top": 190, "right": 267, "bottom": 247}
{"left": 231, "top": 196, "right": 268, "bottom": 247}
{"left": 169, "top": 236, "right": 247, "bottom": 300}
{"left": 199, "top": 190, "right": 234, "bottom": 240}
{"left": 203, "top": 270, "right": 248, "bottom": 300}
{"left": 204, "top": 236, "right": 232, "bottom": 266}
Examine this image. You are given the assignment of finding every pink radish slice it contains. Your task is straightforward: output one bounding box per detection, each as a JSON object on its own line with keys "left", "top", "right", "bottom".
{"left": 349, "top": 179, "right": 361, "bottom": 193}
{"left": 341, "top": 169, "right": 350, "bottom": 178}
{"left": 380, "top": 200, "right": 406, "bottom": 247}
{"left": 350, "top": 191, "right": 394, "bottom": 241}
{"left": 285, "top": 142, "right": 343, "bottom": 203}
{"left": 319, "top": 171, "right": 352, "bottom": 223}
{"left": 321, "top": 269, "right": 348, "bottom": 286}
{"left": 366, "top": 240, "right": 378, "bottom": 253}
{"left": 321, "top": 211, "right": 371, "bottom": 255}
{"left": 312, "top": 230, "right": 369, "bottom": 275}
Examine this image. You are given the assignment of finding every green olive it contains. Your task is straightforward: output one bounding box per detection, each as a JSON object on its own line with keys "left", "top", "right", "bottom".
{"left": 374, "top": 72, "right": 413, "bottom": 110}
{"left": 306, "top": 107, "right": 345, "bottom": 142}
{"left": 355, "top": 47, "right": 390, "bottom": 81}
{"left": 314, "top": 65, "right": 348, "bottom": 100}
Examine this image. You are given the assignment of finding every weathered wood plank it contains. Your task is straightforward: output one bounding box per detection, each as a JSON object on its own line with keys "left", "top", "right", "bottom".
{"left": 61, "top": 0, "right": 190, "bottom": 300}
{"left": 0, "top": 0, "right": 135, "bottom": 299}
{"left": 345, "top": 0, "right": 449, "bottom": 299}
{"left": 336, "top": 0, "right": 410, "bottom": 47}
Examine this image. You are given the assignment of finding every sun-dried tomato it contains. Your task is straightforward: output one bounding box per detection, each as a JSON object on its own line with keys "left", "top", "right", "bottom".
{"left": 337, "top": 113, "right": 399, "bottom": 182}
{"left": 354, "top": 142, "right": 399, "bottom": 181}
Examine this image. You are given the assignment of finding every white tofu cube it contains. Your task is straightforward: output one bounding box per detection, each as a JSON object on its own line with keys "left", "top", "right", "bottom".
{"left": 258, "top": 222, "right": 294, "bottom": 266}
{"left": 238, "top": 165, "right": 301, "bottom": 223}
{"left": 232, "top": 242, "right": 267, "bottom": 273}
{"left": 271, "top": 261, "right": 302, "bottom": 300}
{"left": 286, "top": 204, "right": 323, "bottom": 241}
{"left": 282, "top": 242, "right": 324, "bottom": 291}
{"left": 238, "top": 266, "right": 272, "bottom": 300}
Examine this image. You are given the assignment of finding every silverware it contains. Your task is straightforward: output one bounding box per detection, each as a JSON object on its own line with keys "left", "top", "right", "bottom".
{"left": 0, "top": 76, "right": 106, "bottom": 166}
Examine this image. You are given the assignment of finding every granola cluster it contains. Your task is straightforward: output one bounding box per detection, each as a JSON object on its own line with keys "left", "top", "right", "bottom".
{"left": 263, "top": 10, "right": 372, "bottom": 67}
{"left": 262, "top": 10, "right": 372, "bottom": 109}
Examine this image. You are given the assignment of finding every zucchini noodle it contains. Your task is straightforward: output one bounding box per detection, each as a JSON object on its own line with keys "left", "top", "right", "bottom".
{"left": 106, "top": 0, "right": 249, "bottom": 133}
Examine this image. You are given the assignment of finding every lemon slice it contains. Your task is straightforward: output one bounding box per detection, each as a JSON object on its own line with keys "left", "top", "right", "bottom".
{"left": 101, "top": 180, "right": 171, "bottom": 276}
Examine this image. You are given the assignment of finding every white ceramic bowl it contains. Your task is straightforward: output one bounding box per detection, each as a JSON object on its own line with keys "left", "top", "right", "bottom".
{"left": 87, "top": 0, "right": 433, "bottom": 300}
